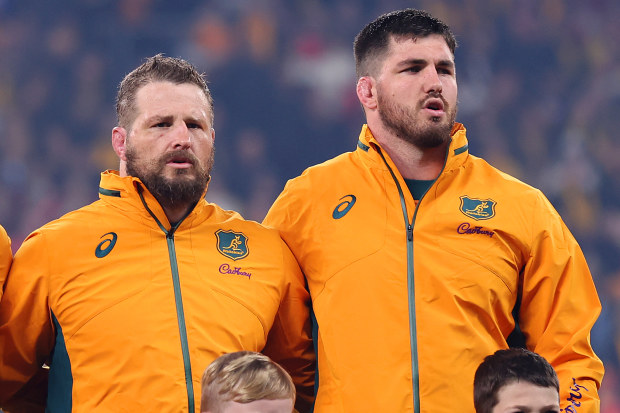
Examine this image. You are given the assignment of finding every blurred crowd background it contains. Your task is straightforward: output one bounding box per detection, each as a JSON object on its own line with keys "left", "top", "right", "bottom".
{"left": 0, "top": 0, "right": 619, "bottom": 408}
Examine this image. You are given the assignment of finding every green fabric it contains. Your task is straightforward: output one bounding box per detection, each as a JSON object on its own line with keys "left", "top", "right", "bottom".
{"left": 404, "top": 179, "right": 434, "bottom": 201}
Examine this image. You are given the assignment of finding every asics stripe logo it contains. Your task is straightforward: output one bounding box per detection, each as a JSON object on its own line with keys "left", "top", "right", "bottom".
{"left": 333, "top": 195, "right": 356, "bottom": 219}
{"left": 95, "top": 232, "right": 118, "bottom": 258}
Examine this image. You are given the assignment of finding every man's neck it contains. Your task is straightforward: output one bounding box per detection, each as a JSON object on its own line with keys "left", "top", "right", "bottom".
{"left": 371, "top": 126, "right": 449, "bottom": 180}
{"left": 162, "top": 204, "right": 193, "bottom": 226}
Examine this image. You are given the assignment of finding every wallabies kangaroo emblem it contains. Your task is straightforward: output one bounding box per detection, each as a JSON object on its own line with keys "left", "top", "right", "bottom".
{"left": 225, "top": 236, "right": 242, "bottom": 251}
{"left": 215, "top": 230, "right": 249, "bottom": 260}
{"left": 459, "top": 196, "right": 496, "bottom": 221}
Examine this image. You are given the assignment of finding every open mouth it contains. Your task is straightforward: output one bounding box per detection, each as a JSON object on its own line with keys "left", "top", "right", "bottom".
{"left": 164, "top": 151, "right": 196, "bottom": 168}
{"left": 424, "top": 98, "right": 444, "bottom": 112}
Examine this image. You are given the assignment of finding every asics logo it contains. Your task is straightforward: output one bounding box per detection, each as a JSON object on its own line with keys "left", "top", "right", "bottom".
{"left": 95, "top": 232, "right": 118, "bottom": 258}
{"left": 332, "top": 195, "right": 356, "bottom": 219}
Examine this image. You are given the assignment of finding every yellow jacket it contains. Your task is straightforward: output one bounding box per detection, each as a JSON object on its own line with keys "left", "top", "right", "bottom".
{"left": 0, "top": 225, "right": 11, "bottom": 301}
{"left": 264, "top": 124, "right": 603, "bottom": 412}
{"left": 0, "top": 171, "right": 314, "bottom": 412}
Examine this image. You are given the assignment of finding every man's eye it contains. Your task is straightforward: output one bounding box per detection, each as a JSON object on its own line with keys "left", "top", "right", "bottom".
{"left": 187, "top": 123, "right": 202, "bottom": 129}
{"left": 405, "top": 67, "right": 422, "bottom": 73}
{"left": 153, "top": 122, "right": 170, "bottom": 128}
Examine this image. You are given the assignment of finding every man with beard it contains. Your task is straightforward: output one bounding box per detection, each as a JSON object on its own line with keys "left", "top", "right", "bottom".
{"left": 0, "top": 55, "right": 315, "bottom": 413}
{"left": 263, "top": 9, "right": 603, "bottom": 412}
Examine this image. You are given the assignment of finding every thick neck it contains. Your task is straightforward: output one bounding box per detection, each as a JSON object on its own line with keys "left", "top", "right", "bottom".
{"left": 370, "top": 123, "right": 449, "bottom": 180}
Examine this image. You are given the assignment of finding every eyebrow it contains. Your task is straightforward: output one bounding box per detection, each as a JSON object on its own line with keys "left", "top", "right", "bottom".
{"left": 145, "top": 115, "right": 173, "bottom": 124}
{"left": 144, "top": 114, "right": 207, "bottom": 126}
{"left": 396, "top": 58, "right": 455, "bottom": 69}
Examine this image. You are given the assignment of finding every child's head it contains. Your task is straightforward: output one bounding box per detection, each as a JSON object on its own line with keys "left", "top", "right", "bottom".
{"left": 474, "top": 348, "right": 560, "bottom": 413}
{"left": 201, "top": 351, "right": 296, "bottom": 413}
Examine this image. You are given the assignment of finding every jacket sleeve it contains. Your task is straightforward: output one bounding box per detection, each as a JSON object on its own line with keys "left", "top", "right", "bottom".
{"left": 0, "top": 230, "right": 54, "bottom": 411}
{"left": 0, "top": 225, "right": 12, "bottom": 301}
{"left": 519, "top": 192, "right": 604, "bottom": 413}
{"left": 261, "top": 237, "right": 315, "bottom": 413}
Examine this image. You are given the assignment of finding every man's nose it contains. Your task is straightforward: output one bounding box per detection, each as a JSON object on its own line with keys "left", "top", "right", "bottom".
{"left": 171, "top": 122, "right": 192, "bottom": 149}
{"left": 424, "top": 68, "right": 442, "bottom": 94}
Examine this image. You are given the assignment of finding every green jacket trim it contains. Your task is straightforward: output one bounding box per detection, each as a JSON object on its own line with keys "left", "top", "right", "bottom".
{"left": 48, "top": 312, "right": 73, "bottom": 412}
{"left": 357, "top": 140, "right": 370, "bottom": 152}
{"left": 99, "top": 187, "right": 122, "bottom": 197}
{"left": 453, "top": 144, "right": 468, "bottom": 156}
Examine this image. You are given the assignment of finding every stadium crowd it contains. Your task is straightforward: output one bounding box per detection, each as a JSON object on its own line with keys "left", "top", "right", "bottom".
{"left": 0, "top": 0, "right": 618, "bottom": 409}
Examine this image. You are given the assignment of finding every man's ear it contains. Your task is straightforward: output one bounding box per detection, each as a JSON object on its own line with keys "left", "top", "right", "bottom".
{"left": 356, "top": 76, "right": 378, "bottom": 111}
{"left": 112, "top": 127, "right": 128, "bottom": 161}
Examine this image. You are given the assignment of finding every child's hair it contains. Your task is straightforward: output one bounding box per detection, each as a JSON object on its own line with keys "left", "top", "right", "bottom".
{"left": 201, "top": 351, "right": 296, "bottom": 412}
{"left": 473, "top": 348, "right": 559, "bottom": 413}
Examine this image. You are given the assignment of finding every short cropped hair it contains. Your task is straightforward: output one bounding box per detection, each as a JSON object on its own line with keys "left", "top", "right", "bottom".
{"left": 115, "top": 54, "right": 213, "bottom": 130}
{"left": 473, "top": 348, "right": 560, "bottom": 413}
{"left": 201, "top": 351, "right": 295, "bottom": 412}
{"left": 353, "top": 8, "right": 457, "bottom": 78}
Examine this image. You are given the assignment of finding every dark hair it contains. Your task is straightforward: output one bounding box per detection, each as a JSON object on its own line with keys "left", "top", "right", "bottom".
{"left": 353, "top": 8, "right": 457, "bottom": 78}
{"left": 473, "top": 348, "right": 560, "bottom": 413}
{"left": 115, "top": 54, "right": 213, "bottom": 130}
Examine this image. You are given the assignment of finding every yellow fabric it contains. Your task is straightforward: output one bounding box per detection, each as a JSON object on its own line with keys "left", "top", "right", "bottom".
{"left": 0, "top": 225, "right": 11, "bottom": 301}
{"left": 264, "top": 124, "right": 603, "bottom": 412}
{"left": 0, "top": 171, "right": 314, "bottom": 412}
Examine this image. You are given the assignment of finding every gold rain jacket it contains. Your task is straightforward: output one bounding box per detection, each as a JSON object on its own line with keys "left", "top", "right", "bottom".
{"left": 264, "top": 124, "right": 603, "bottom": 413}
{"left": 0, "top": 170, "right": 315, "bottom": 412}
{"left": 0, "top": 225, "right": 11, "bottom": 301}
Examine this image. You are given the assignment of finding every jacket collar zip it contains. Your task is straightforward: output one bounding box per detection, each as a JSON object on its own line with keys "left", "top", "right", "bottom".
{"left": 136, "top": 184, "right": 195, "bottom": 236}
{"left": 98, "top": 170, "right": 196, "bottom": 234}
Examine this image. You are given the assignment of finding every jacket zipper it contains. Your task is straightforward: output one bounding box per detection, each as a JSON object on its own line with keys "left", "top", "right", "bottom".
{"left": 377, "top": 150, "right": 420, "bottom": 412}
{"left": 377, "top": 144, "right": 451, "bottom": 412}
{"left": 139, "top": 187, "right": 196, "bottom": 412}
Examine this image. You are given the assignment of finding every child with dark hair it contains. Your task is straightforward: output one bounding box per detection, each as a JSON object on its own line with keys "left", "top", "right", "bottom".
{"left": 474, "top": 348, "right": 560, "bottom": 413}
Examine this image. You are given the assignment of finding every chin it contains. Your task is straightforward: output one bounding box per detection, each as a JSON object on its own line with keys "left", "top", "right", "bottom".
{"left": 169, "top": 169, "right": 195, "bottom": 178}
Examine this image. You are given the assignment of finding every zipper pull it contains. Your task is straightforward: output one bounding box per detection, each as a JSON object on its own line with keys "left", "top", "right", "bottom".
{"left": 407, "top": 224, "right": 413, "bottom": 241}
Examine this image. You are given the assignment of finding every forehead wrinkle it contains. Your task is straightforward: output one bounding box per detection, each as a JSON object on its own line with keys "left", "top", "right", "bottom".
{"left": 135, "top": 84, "right": 212, "bottom": 126}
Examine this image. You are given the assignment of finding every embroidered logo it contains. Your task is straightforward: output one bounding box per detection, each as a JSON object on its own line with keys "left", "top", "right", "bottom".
{"left": 215, "top": 229, "right": 249, "bottom": 261}
{"left": 333, "top": 195, "right": 356, "bottom": 219}
{"left": 95, "top": 232, "right": 118, "bottom": 258}
{"left": 459, "top": 196, "right": 496, "bottom": 220}
{"left": 457, "top": 223, "right": 495, "bottom": 238}
{"left": 561, "top": 378, "right": 589, "bottom": 412}
{"left": 219, "top": 263, "right": 252, "bottom": 280}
